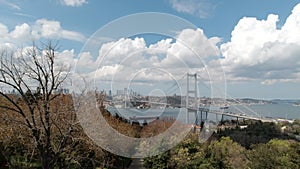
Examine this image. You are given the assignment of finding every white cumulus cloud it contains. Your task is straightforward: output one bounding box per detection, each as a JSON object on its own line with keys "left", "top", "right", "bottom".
{"left": 165, "top": 28, "right": 220, "bottom": 67}
{"left": 78, "top": 28, "right": 221, "bottom": 86}
{"left": 10, "top": 23, "right": 32, "bottom": 40}
{"left": 0, "top": 18, "right": 86, "bottom": 49}
{"left": 220, "top": 3, "right": 300, "bottom": 84}
{"left": 33, "top": 19, "right": 86, "bottom": 42}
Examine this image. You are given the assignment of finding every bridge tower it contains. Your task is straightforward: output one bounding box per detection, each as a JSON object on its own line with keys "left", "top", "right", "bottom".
{"left": 186, "top": 73, "right": 199, "bottom": 124}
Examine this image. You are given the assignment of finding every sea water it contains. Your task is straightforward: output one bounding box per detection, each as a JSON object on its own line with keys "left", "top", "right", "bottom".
{"left": 107, "top": 103, "right": 300, "bottom": 124}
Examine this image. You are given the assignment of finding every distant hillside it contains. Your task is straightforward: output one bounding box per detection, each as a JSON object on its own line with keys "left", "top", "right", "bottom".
{"left": 239, "top": 98, "right": 275, "bottom": 104}
{"left": 271, "top": 99, "right": 300, "bottom": 105}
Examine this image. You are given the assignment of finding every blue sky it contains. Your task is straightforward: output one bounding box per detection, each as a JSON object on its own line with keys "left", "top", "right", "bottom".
{"left": 1, "top": 0, "right": 298, "bottom": 43}
{"left": 0, "top": 0, "right": 300, "bottom": 99}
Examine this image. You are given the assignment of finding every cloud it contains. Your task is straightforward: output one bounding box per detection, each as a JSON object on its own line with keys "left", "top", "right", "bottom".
{"left": 76, "top": 52, "right": 98, "bottom": 73}
{"left": 60, "top": 0, "right": 87, "bottom": 7}
{"left": 0, "top": 23, "right": 9, "bottom": 39}
{"left": 97, "top": 37, "right": 147, "bottom": 66}
{"left": 0, "top": 0, "right": 21, "bottom": 10}
{"left": 34, "top": 19, "right": 86, "bottom": 41}
{"left": 14, "top": 12, "right": 35, "bottom": 18}
{"left": 93, "top": 65, "right": 123, "bottom": 80}
{"left": 0, "top": 23, "right": 34, "bottom": 45}
{"left": 220, "top": 3, "right": 300, "bottom": 84}
{"left": 261, "top": 79, "right": 277, "bottom": 85}
{"left": 163, "top": 28, "right": 220, "bottom": 68}
{"left": 76, "top": 28, "right": 221, "bottom": 87}
{"left": 0, "top": 25, "right": 222, "bottom": 93}
{"left": 56, "top": 49, "right": 76, "bottom": 66}
{"left": 168, "top": 0, "right": 216, "bottom": 18}
{"left": 10, "top": 23, "right": 32, "bottom": 40}
{"left": 0, "top": 19, "right": 86, "bottom": 48}
{"left": 149, "top": 38, "right": 173, "bottom": 51}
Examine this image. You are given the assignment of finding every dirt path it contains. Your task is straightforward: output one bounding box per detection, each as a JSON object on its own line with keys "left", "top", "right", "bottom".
{"left": 128, "top": 158, "right": 144, "bottom": 169}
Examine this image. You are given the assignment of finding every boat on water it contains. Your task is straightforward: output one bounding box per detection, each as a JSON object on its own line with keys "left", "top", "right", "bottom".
{"left": 220, "top": 106, "right": 229, "bottom": 109}
{"left": 293, "top": 103, "right": 300, "bottom": 107}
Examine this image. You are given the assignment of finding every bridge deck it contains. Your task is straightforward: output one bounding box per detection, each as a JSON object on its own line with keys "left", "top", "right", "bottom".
{"left": 129, "top": 116, "right": 159, "bottom": 121}
{"left": 187, "top": 107, "right": 276, "bottom": 123}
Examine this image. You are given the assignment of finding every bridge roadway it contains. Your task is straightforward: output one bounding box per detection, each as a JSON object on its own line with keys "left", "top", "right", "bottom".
{"left": 189, "top": 107, "right": 276, "bottom": 123}
{"left": 112, "top": 100, "right": 276, "bottom": 123}
{"left": 129, "top": 115, "right": 160, "bottom": 122}
{"left": 111, "top": 107, "right": 278, "bottom": 125}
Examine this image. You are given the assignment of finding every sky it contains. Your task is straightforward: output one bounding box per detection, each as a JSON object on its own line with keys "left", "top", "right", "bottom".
{"left": 0, "top": 0, "right": 300, "bottom": 99}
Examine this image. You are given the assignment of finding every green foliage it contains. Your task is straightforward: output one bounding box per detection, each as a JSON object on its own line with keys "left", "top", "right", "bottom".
{"left": 1, "top": 92, "right": 299, "bottom": 169}
{"left": 143, "top": 122, "right": 300, "bottom": 169}
{"left": 143, "top": 137, "right": 171, "bottom": 169}
{"left": 168, "top": 133, "right": 207, "bottom": 169}
{"left": 206, "top": 137, "right": 248, "bottom": 169}
{"left": 0, "top": 133, "right": 130, "bottom": 169}
{"left": 281, "top": 119, "right": 300, "bottom": 135}
{"left": 144, "top": 151, "right": 170, "bottom": 169}
{"left": 0, "top": 140, "right": 42, "bottom": 169}
{"left": 218, "top": 121, "right": 288, "bottom": 148}
{"left": 247, "top": 139, "right": 300, "bottom": 169}
{"left": 143, "top": 133, "right": 209, "bottom": 169}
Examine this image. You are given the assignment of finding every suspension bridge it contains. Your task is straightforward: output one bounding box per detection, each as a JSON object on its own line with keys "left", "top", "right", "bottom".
{"left": 106, "top": 73, "right": 281, "bottom": 126}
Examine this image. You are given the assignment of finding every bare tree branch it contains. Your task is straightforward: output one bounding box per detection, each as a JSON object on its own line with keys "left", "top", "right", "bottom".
{"left": 0, "top": 41, "right": 71, "bottom": 169}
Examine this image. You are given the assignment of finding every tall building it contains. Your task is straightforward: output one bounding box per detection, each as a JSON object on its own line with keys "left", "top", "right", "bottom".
{"left": 116, "top": 89, "right": 124, "bottom": 96}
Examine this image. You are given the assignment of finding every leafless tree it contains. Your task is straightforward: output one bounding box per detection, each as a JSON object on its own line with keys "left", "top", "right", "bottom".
{"left": 0, "top": 41, "right": 73, "bottom": 168}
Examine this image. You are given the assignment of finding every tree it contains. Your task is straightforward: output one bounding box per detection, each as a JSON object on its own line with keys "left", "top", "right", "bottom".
{"left": 247, "top": 139, "right": 300, "bottom": 169}
{"left": 168, "top": 133, "right": 208, "bottom": 169}
{"left": 207, "top": 137, "right": 248, "bottom": 169}
{"left": 143, "top": 151, "right": 170, "bottom": 169}
{"left": 218, "top": 121, "right": 287, "bottom": 148}
{"left": 0, "top": 42, "right": 71, "bottom": 168}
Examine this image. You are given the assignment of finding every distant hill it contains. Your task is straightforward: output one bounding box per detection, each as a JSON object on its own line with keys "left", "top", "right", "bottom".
{"left": 271, "top": 99, "right": 300, "bottom": 105}
{"left": 239, "top": 98, "right": 275, "bottom": 104}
